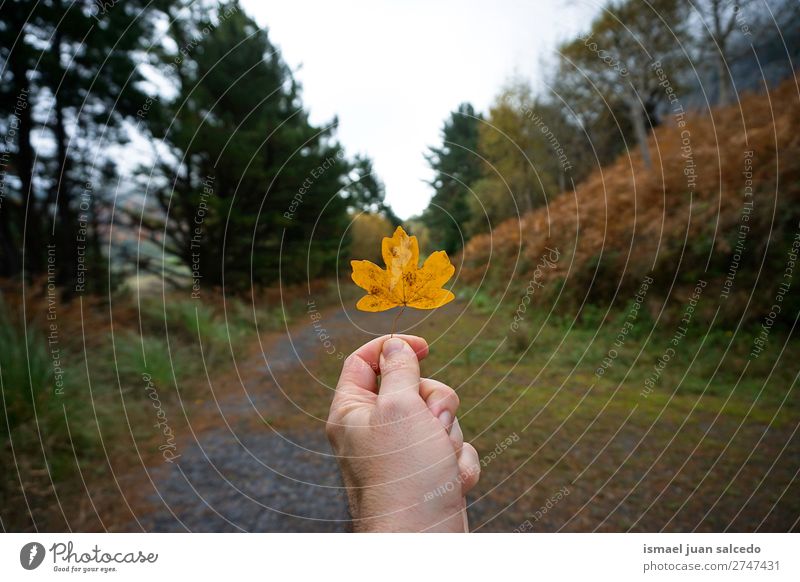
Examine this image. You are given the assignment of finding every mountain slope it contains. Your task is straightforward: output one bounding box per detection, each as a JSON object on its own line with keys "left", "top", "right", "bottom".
{"left": 460, "top": 77, "right": 800, "bottom": 326}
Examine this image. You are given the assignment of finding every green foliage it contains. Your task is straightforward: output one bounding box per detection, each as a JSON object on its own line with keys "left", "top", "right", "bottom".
{"left": 508, "top": 322, "right": 534, "bottom": 356}
{"left": 129, "top": 296, "right": 254, "bottom": 387}
{"left": 0, "top": 299, "right": 94, "bottom": 529}
{"left": 0, "top": 301, "right": 54, "bottom": 427}
{"left": 343, "top": 156, "right": 400, "bottom": 226}
{"left": 470, "top": 82, "right": 560, "bottom": 233}
{"left": 145, "top": 298, "right": 240, "bottom": 348}
{"left": 113, "top": 332, "right": 202, "bottom": 391}
{"left": 144, "top": 2, "right": 355, "bottom": 290}
{"left": 457, "top": 285, "right": 496, "bottom": 315}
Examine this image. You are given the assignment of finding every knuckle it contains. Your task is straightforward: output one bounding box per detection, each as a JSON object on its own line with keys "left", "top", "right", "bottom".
{"left": 325, "top": 406, "right": 343, "bottom": 445}
{"left": 444, "top": 386, "right": 460, "bottom": 409}
{"left": 344, "top": 353, "right": 375, "bottom": 374}
{"left": 429, "top": 384, "right": 458, "bottom": 412}
{"left": 381, "top": 354, "right": 417, "bottom": 377}
{"left": 342, "top": 353, "right": 358, "bottom": 372}
{"left": 324, "top": 419, "right": 339, "bottom": 444}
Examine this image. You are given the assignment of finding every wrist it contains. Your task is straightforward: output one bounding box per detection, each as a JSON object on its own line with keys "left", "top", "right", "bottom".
{"left": 345, "top": 477, "right": 465, "bottom": 532}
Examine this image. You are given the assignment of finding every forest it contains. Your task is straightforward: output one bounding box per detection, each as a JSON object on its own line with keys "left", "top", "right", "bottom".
{"left": 1, "top": 0, "right": 799, "bottom": 534}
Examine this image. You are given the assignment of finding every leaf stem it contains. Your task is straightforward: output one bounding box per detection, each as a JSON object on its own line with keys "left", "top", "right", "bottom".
{"left": 391, "top": 304, "right": 406, "bottom": 338}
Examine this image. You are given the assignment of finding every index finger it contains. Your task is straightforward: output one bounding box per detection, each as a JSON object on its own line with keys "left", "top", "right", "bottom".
{"left": 336, "top": 334, "right": 429, "bottom": 395}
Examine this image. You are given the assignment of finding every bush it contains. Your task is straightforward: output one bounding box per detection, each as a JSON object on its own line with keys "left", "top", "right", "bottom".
{"left": 0, "top": 298, "right": 93, "bottom": 530}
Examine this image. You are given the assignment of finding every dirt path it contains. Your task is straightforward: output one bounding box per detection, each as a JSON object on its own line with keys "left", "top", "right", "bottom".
{"left": 132, "top": 303, "right": 406, "bottom": 532}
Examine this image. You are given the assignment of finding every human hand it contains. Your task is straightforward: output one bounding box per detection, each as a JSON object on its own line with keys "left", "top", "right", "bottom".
{"left": 326, "top": 335, "right": 480, "bottom": 532}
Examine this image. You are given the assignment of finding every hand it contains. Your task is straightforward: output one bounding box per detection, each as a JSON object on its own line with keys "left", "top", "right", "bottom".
{"left": 326, "top": 335, "right": 480, "bottom": 532}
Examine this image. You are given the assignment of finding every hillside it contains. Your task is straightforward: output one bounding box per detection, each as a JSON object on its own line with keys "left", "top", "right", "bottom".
{"left": 459, "top": 77, "right": 800, "bottom": 327}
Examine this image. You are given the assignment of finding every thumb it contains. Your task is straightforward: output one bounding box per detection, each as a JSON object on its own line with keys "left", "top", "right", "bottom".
{"left": 378, "top": 337, "right": 421, "bottom": 397}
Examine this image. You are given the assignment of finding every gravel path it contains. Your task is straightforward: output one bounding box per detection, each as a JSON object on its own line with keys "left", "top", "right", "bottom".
{"left": 135, "top": 305, "right": 399, "bottom": 532}
{"left": 138, "top": 428, "right": 350, "bottom": 532}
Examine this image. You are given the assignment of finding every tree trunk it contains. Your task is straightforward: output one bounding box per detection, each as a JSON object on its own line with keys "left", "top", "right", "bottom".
{"left": 8, "top": 52, "right": 38, "bottom": 277}
{"left": 628, "top": 98, "right": 652, "bottom": 169}
{"left": 717, "top": 51, "right": 730, "bottom": 106}
{"left": 0, "top": 210, "right": 20, "bottom": 277}
{"left": 51, "top": 26, "right": 77, "bottom": 295}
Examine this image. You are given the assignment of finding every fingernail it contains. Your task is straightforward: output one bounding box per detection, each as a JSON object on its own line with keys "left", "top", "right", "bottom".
{"left": 382, "top": 338, "right": 406, "bottom": 357}
{"left": 438, "top": 410, "right": 453, "bottom": 432}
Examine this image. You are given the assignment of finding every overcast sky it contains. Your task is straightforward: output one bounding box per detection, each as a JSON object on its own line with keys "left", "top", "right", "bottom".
{"left": 240, "top": 0, "right": 598, "bottom": 219}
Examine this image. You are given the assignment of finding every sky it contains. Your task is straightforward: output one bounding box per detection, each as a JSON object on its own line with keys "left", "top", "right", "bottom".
{"left": 240, "top": 0, "right": 598, "bottom": 219}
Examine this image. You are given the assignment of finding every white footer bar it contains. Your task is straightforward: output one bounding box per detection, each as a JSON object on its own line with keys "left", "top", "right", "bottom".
{"left": 1, "top": 533, "right": 797, "bottom": 581}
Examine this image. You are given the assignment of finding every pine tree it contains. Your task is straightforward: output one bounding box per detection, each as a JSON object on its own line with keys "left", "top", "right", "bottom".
{"left": 344, "top": 155, "right": 400, "bottom": 226}
{"left": 0, "top": 0, "right": 165, "bottom": 291}
{"left": 143, "top": 2, "right": 352, "bottom": 290}
{"left": 423, "top": 103, "right": 482, "bottom": 254}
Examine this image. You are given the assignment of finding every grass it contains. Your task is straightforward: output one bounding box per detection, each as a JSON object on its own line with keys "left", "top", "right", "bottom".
{"left": 424, "top": 302, "right": 798, "bottom": 530}
{"left": 0, "top": 297, "right": 97, "bottom": 530}
{"left": 431, "top": 305, "right": 797, "bottom": 426}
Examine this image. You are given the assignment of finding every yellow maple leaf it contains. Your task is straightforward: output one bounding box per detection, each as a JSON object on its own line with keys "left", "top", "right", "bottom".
{"left": 351, "top": 226, "right": 455, "bottom": 312}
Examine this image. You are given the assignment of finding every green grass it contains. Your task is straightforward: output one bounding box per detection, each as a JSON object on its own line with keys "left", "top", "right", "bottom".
{"left": 404, "top": 299, "right": 799, "bottom": 530}
{"left": 0, "top": 298, "right": 97, "bottom": 530}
